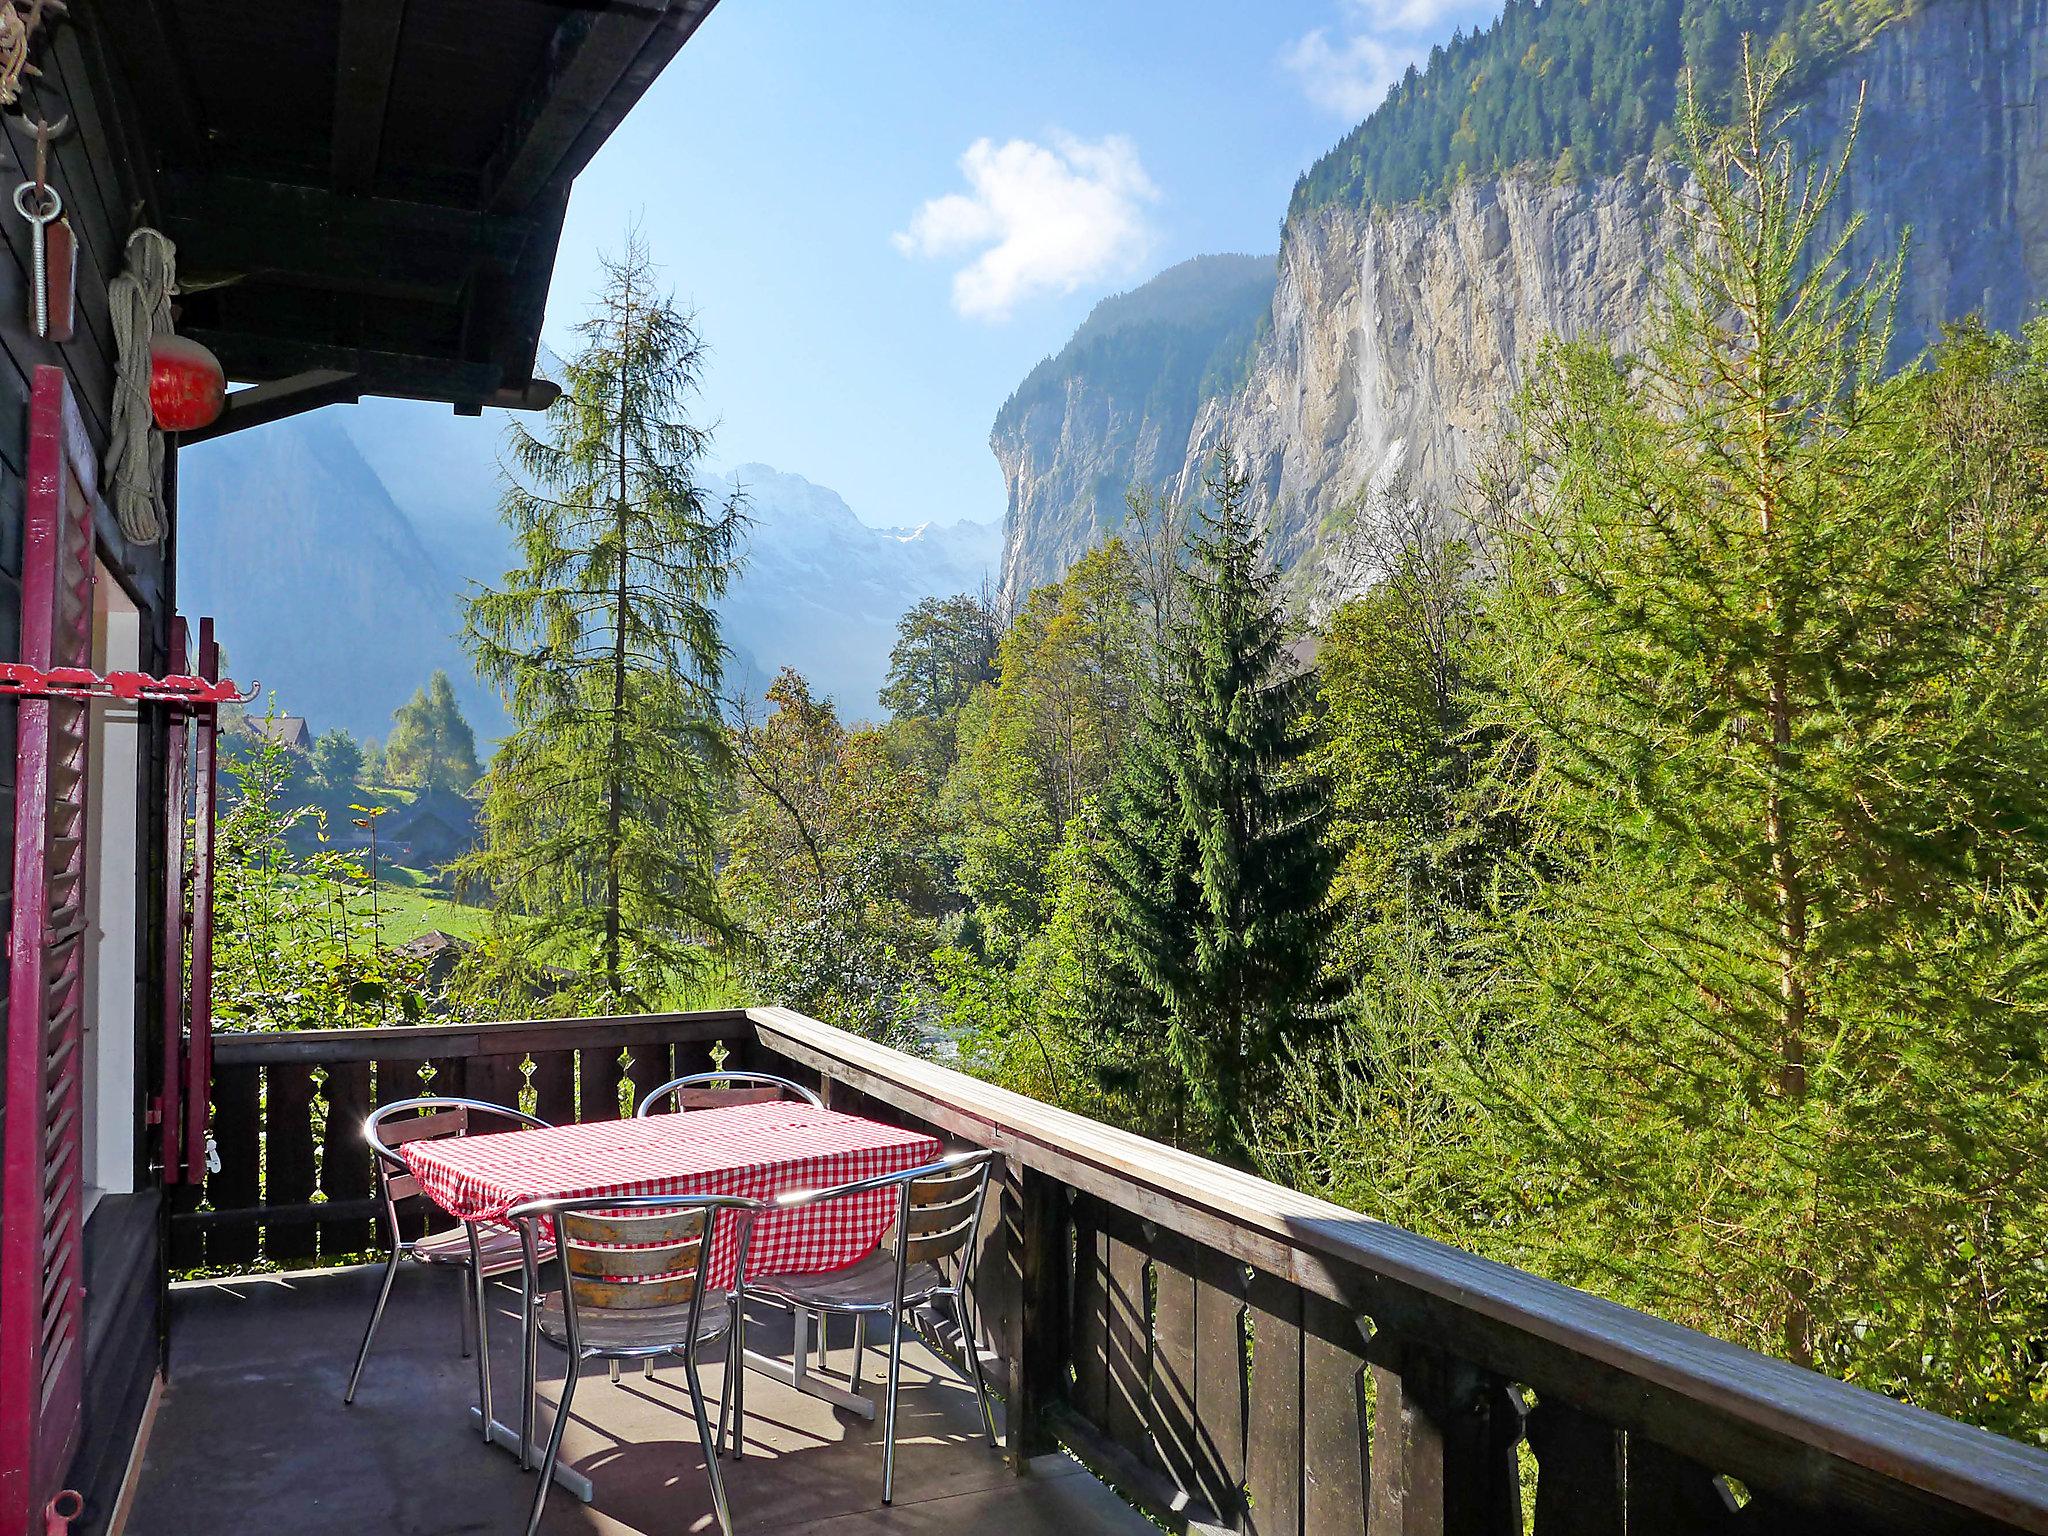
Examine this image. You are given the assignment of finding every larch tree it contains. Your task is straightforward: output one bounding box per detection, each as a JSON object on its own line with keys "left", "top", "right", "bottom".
{"left": 1473, "top": 50, "right": 2048, "bottom": 1423}
{"left": 1094, "top": 455, "right": 1341, "bottom": 1160}
{"left": 460, "top": 232, "right": 747, "bottom": 1012}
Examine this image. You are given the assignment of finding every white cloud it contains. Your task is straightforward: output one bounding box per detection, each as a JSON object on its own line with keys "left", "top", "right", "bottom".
{"left": 1282, "top": 28, "right": 1413, "bottom": 120}
{"left": 893, "top": 133, "right": 1159, "bottom": 322}
{"left": 1341, "top": 0, "right": 1477, "bottom": 32}
{"left": 1285, "top": 0, "right": 1494, "bottom": 120}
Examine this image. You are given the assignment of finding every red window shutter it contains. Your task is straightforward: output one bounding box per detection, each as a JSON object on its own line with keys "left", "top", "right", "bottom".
{"left": 0, "top": 368, "right": 99, "bottom": 1533}
{"left": 158, "top": 618, "right": 188, "bottom": 1183}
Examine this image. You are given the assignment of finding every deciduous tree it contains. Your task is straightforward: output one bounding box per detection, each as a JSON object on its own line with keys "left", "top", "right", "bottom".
{"left": 385, "top": 672, "right": 480, "bottom": 793}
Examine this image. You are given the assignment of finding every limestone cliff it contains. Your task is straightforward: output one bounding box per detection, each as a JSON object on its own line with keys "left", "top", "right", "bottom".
{"left": 994, "top": 0, "right": 2048, "bottom": 599}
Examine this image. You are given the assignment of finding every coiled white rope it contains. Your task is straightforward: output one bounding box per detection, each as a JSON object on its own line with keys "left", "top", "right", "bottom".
{"left": 106, "top": 226, "right": 176, "bottom": 544}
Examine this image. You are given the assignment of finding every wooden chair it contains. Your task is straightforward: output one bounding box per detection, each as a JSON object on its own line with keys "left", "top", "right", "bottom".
{"left": 634, "top": 1070, "right": 823, "bottom": 1116}
{"left": 507, "top": 1193, "right": 760, "bottom": 1536}
{"left": 346, "top": 1097, "right": 554, "bottom": 1415}
{"left": 736, "top": 1149, "right": 999, "bottom": 1504}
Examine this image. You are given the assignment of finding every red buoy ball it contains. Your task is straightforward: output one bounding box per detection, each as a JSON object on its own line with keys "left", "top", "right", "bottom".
{"left": 149, "top": 334, "right": 227, "bottom": 431}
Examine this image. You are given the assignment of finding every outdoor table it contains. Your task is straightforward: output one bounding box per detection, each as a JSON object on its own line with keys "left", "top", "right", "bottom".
{"left": 400, "top": 1100, "right": 942, "bottom": 1500}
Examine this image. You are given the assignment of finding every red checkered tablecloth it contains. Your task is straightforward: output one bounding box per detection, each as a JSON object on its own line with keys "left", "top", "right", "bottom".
{"left": 398, "top": 1102, "right": 941, "bottom": 1288}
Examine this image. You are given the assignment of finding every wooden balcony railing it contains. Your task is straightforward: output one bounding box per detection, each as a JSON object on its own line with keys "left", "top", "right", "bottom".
{"left": 185, "top": 1007, "right": 2048, "bottom": 1536}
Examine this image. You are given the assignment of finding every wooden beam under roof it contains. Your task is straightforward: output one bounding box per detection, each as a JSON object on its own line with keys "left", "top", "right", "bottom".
{"left": 160, "top": 172, "right": 537, "bottom": 300}
{"left": 332, "top": 0, "right": 408, "bottom": 195}
{"left": 183, "top": 327, "right": 558, "bottom": 411}
{"left": 97, "top": 0, "right": 207, "bottom": 171}
{"left": 484, "top": 0, "right": 717, "bottom": 213}
{"left": 179, "top": 369, "right": 361, "bottom": 446}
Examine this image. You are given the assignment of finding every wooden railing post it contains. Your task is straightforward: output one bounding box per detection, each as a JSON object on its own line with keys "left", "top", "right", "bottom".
{"left": 1367, "top": 1336, "right": 1523, "bottom": 1536}
{"left": 1008, "top": 1165, "right": 1067, "bottom": 1469}
{"left": 1625, "top": 1437, "right": 1741, "bottom": 1532}
{"left": 1526, "top": 1398, "right": 1624, "bottom": 1536}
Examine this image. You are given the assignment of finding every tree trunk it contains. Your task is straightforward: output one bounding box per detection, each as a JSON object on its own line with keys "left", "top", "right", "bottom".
{"left": 605, "top": 285, "right": 632, "bottom": 1007}
{"left": 1757, "top": 384, "right": 1813, "bottom": 1370}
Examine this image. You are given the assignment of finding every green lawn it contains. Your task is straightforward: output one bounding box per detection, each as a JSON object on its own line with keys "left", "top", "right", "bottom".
{"left": 370, "top": 870, "right": 490, "bottom": 943}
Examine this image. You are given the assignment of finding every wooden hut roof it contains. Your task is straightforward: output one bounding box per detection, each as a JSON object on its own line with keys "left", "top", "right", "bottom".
{"left": 99, "top": 0, "right": 719, "bottom": 431}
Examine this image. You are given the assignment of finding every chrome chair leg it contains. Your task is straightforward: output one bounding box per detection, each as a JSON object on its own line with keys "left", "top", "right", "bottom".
{"left": 850, "top": 1313, "right": 867, "bottom": 1391}
{"left": 344, "top": 1247, "right": 404, "bottom": 1404}
{"left": 714, "top": 1336, "right": 734, "bottom": 1453}
{"left": 467, "top": 1228, "right": 494, "bottom": 1443}
{"left": 459, "top": 1266, "right": 475, "bottom": 1360}
{"left": 520, "top": 1244, "right": 541, "bottom": 1472}
{"left": 728, "top": 1295, "right": 748, "bottom": 1460}
{"left": 683, "top": 1348, "right": 735, "bottom": 1536}
{"left": 952, "top": 1290, "right": 998, "bottom": 1448}
{"left": 525, "top": 1354, "right": 580, "bottom": 1536}
{"left": 608, "top": 1359, "right": 622, "bottom": 1386}
{"left": 882, "top": 1313, "right": 905, "bottom": 1505}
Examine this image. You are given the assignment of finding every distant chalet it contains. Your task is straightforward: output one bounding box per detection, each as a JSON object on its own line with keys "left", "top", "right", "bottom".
{"left": 238, "top": 715, "right": 313, "bottom": 754}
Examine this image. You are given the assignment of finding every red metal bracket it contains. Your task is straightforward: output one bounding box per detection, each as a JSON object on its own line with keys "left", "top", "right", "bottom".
{"left": 0, "top": 662, "right": 255, "bottom": 707}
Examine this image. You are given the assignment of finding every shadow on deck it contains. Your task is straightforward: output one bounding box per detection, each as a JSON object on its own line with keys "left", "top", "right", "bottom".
{"left": 129, "top": 1264, "right": 1152, "bottom": 1536}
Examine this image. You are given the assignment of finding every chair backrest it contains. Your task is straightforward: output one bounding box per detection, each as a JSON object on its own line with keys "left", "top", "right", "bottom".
{"left": 776, "top": 1148, "right": 998, "bottom": 1293}
{"left": 634, "top": 1071, "right": 823, "bottom": 1117}
{"left": 509, "top": 1194, "right": 758, "bottom": 1347}
{"left": 891, "top": 1151, "right": 996, "bottom": 1273}
{"left": 365, "top": 1096, "right": 549, "bottom": 1207}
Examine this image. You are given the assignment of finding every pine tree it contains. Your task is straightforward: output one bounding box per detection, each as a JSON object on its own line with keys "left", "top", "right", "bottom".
{"left": 1473, "top": 52, "right": 2048, "bottom": 1423}
{"left": 460, "top": 232, "right": 746, "bottom": 1011}
{"left": 384, "top": 671, "right": 480, "bottom": 792}
{"left": 1094, "top": 455, "right": 1340, "bottom": 1159}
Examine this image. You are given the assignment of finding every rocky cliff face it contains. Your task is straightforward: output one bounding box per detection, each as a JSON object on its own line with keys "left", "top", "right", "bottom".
{"left": 996, "top": 0, "right": 2048, "bottom": 599}
{"left": 991, "top": 254, "right": 1275, "bottom": 601}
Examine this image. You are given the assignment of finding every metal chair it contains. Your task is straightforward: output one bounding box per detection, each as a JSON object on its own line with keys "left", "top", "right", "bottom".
{"left": 508, "top": 1193, "right": 759, "bottom": 1536}
{"left": 345, "top": 1097, "right": 554, "bottom": 1412}
{"left": 634, "top": 1070, "right": 823, "bottom": 1115}
{"left": 735, "top": 1149, "right": 999, "bottom": 1504}
{"left": 632, "top": 1070, "right": 829, "bottom": 1378}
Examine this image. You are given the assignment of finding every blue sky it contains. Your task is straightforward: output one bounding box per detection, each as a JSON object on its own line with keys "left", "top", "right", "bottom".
{"left": 540, "top": 0, "right": 1500, "bottom": 530}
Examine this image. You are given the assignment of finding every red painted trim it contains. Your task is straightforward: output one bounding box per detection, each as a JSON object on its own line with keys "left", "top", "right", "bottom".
{"left": 183, "top": 622, "right": 219, "bottom": 1187}
{"left": 0, "top": 661, "right": 249, "bottom": 705}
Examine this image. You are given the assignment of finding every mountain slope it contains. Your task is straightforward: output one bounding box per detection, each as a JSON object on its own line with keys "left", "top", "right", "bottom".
{"left": 991, "top": 254, "right": 1276, "bottom": 600}
{"left": 995, "top": 0, "right": 2044, "bottom": 601}
{"left": 177, "top": 412, "right": 505, "bottom": 743}
{"left": 717, "top": 464, "right": 1000, "bottom": 716}
{"left": 176, "top": 411, "right": 998, "bottom": 741}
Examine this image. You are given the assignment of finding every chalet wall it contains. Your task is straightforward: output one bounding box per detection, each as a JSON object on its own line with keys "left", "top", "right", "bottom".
{"left": 0, "top": 2, "right": 177, "bottom": 1528}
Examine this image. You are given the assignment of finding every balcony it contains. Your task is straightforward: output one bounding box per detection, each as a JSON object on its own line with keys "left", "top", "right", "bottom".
{"left": 141, "top": 1008, "right": 2048, "bottom": 1536}
{"left": 133, "top": 1264, "right": 1145, "bottom": 1535}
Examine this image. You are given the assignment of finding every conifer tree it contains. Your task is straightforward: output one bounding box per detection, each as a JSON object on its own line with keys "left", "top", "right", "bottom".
{"left": 1094, "top": 456, "right": 1340, "bottom": 1158}
{"left": 460, "top": 233, "right": 746, "bottom": 1010}
{"left": 1474, "top": 52, "right": 2048, "bottom": 1419}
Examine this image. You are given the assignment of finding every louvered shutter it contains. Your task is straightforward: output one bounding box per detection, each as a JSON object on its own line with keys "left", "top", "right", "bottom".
{"left": 0, "top": 368, "right": 99, "bottom": 1532}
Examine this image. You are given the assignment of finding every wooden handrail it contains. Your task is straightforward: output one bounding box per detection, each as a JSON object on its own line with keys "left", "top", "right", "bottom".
{"left": 746, "top": 1005, "right": 2048, "bottom": 1534}
{"left": 211, "top": 1009, "right": 749, "bottom": 1066}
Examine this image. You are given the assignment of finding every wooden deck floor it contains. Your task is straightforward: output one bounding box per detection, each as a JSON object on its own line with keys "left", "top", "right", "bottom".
{"left": 128, "top": 1264, "right": 1152, "bottom": 1536}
